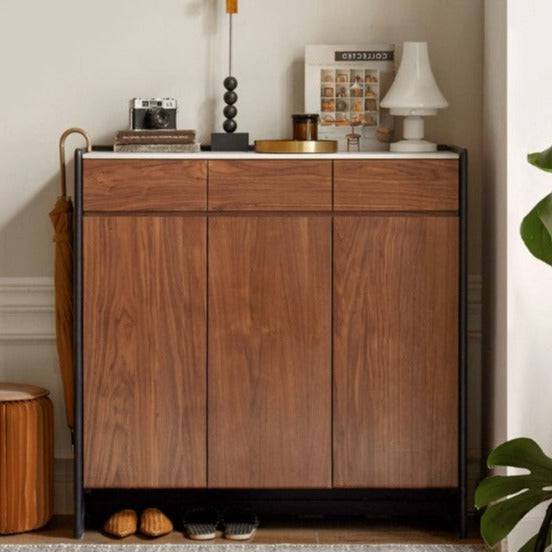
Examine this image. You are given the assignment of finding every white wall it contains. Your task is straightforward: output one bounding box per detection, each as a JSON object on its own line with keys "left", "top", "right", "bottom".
{"left": 0, "top": 0, "right": 484, "bottom": 512}
{"left": 508, "top": 0, "right": 552, "bottom": 446}
{"left": 507, "top": 1, "right": 552, "bottom": 546}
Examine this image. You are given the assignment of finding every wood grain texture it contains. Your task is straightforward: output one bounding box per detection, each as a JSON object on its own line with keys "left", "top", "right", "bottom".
{"left": 0, "top": 396, "right": 53, "bottom": 534}
{"left": 208, "top": 160, "right": 332, "bottom": 211}
{"left": 334, "top": 160, "right": 459, "bottom": 212}
{"left": 333, "top": 216, "right": 459, "bottom": 489}
{"left": 83, "top": 216, "right": 207, "bottom": 488}
{"left": 83, "top": 160, "right": 207, "bottom": 211}
{"left": 208, "top": 216, "right": 332, "bottom": 488}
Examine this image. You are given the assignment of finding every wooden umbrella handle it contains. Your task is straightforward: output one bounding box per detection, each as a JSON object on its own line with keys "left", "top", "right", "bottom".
{"left": 59, "top": 128, "right": 92, "bottom": 198}
{"left": 226, "top": 0, "right": 238, "bottom": 14}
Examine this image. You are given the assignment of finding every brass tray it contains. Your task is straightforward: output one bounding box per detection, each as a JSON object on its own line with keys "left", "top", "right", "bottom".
{"left": 255, "top": 139, "right": 338, "bottom": 154}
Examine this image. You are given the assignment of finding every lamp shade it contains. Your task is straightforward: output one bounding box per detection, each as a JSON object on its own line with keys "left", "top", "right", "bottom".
{"left": 381, "top": 42, "right": 448, "bottom": 114}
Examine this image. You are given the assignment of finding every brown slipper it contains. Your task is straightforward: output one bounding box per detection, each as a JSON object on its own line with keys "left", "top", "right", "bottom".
{"left": 140, "top": 508, "right": 173, "bottom": 538}
{"left": 103, "top": 509, "right": 138, "bottom": 538}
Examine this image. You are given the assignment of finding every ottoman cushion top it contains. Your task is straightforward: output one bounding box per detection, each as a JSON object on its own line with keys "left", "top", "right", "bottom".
{"left": 0, "top": 383, "right": 49, "bottom": 402}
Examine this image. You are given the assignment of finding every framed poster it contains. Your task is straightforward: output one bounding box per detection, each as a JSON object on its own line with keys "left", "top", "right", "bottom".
{"left": 305, "top": 44, "right": 395, "bottom": 152}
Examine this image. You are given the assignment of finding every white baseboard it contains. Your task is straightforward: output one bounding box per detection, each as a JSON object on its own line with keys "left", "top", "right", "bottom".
{"left": 1, "top": 275, "right": 483, "bottom": 514}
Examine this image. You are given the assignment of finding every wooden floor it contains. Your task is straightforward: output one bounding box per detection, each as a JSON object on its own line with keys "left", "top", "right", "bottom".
{"left": 0, "top": 516, "right": 482, "bottom": 545}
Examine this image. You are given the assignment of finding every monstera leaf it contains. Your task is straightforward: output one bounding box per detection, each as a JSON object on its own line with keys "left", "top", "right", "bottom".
{"left": 521, "top": 193, "right": 552, "bottom": 267}
{"left": 475, "top": 438, "right": 552, "bottom": 551}
{"left": 522, "top": 148, "right": 552, "bottom": 267}
{"left": 528, "top": 146, "right": 552, "bottom": 173}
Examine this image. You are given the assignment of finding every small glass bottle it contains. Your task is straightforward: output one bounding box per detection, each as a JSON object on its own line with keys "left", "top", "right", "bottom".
{"left": 292, "top": 114, "right": 319, "bottom": 141}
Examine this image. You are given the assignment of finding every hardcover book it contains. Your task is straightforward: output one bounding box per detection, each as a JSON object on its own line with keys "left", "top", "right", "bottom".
{"left": 115, "top": 130, "right": 196, "bottom": 145}
{"left": 114, "top": 143, "right": 201, "bottom": 153}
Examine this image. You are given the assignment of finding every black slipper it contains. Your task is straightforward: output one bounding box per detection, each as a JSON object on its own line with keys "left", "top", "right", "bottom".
{"left": 222, "top": 507, "right": 259, "bottom": 541}
{"left": 183, "top": 507, "right": 219, "bottom": 540}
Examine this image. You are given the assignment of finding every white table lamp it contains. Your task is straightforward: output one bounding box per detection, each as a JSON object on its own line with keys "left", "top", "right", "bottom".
{"left": 381, "top": 42, "right": 448, "bottom": 153}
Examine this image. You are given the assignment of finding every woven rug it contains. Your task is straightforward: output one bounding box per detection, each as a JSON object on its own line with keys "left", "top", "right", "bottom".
{"left": 0, "top": 544, "right": 487, "bottom": 552}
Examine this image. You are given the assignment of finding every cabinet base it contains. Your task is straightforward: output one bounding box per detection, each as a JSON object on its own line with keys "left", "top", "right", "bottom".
{"left": 81, "top": 488, "right": 464, "bottom": 536}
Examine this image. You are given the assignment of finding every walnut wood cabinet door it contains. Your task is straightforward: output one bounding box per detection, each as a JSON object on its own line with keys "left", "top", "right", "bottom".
{"left": 333, "top": 216, "right": 459, "bottom": 489}
{"left": 208, "top": 216, "right": 332, "bottom": 488}
{"left": 83, "top": 216, "right": 206, "bottom": 488}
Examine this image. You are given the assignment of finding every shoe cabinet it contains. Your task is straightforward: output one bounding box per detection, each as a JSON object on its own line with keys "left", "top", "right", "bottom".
{"left": 73, "top": 149, "right": 467, "bottom": 537}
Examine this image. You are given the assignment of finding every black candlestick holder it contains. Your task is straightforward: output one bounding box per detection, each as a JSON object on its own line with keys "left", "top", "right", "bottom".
{"left": 211, "top": 2, "right": 249, "bottom": 151}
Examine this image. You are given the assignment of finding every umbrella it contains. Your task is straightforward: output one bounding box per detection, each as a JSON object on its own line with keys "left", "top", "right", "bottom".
{"left": 50, "top": 128, "right": 91, "bottom": 430}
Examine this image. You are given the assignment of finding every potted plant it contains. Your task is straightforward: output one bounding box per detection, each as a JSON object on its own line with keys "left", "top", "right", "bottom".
{"left": 476, "top": 146, "right": 552, "bottom": 552}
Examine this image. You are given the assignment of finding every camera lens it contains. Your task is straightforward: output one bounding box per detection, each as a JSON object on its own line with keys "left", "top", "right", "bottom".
{"left": 146, "top": 108, "right": 170, "bottom": 129}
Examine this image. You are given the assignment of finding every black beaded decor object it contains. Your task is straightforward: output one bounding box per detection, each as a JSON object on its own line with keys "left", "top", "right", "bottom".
{"left": 211, "top": 0, "right": 249, "bottom": 151}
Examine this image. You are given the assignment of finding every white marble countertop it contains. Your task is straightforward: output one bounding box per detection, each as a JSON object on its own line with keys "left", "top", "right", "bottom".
{"left": 83, "top": 151, "right": 460, "bottom": 160}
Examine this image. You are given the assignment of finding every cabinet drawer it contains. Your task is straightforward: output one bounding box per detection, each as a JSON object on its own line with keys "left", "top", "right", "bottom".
{"left": 84, "top": 160, "right": 207, "bottom": 211}
{"left": 209, "top": 160, "right": 332, "bottom": 211}
{"left": 334, "top": 160, "right": 459, "bottom": 212}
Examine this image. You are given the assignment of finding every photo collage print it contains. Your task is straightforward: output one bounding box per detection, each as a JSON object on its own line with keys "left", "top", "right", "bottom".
{"left": 319, "top": 68, "right": 380, "bottom": 127}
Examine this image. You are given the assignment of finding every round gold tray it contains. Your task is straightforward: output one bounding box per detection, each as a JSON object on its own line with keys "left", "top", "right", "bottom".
{"left": 255, "top": 139, "right": 338, "bottom": 154}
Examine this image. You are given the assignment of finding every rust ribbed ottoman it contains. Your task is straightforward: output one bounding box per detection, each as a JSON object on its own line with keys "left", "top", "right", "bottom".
{"left": 0, "top": 383, "right": 54, "bottom": 534}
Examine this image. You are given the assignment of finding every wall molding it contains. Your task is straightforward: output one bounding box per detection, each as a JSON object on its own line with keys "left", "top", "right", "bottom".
{"left": 468, "top": 274, "right": 482, "bottom": 338}
{"left": 0, "top": 277, "right": 55, "bottom": 341}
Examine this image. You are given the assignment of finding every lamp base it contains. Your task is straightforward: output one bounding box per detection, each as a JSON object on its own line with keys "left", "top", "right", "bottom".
{"left": 389, "top": 139, "right": 438, "bottom": 153}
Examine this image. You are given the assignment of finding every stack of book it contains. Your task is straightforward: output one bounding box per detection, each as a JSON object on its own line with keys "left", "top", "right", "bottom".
{"left": 114, "top": 130, "right": 200, "bottom": 153}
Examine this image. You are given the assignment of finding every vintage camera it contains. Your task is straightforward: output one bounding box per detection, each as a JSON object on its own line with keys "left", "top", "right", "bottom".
{"left": 129, "top": 98, "right": 177, "bottom": 130}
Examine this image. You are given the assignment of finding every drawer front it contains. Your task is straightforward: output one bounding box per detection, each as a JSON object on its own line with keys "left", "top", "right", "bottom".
{"left": 209, "top": 160, "right": 332, "bottom": 211}
{"left": 84, "top": 160, "right": 207, "bottom": 211}
{"left": 334, "top": 160, "right": 459, "bottom": 212}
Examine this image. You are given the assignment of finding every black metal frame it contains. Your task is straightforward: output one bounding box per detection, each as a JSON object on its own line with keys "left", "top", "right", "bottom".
{"left": 460, "top": 147, "right": 469, "bottom": 537}
{"left": 73, "top": 146, "right": 468, "bottom": 539}
{"left": 73, "top": 148, "right": 85, "bottom": 538}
